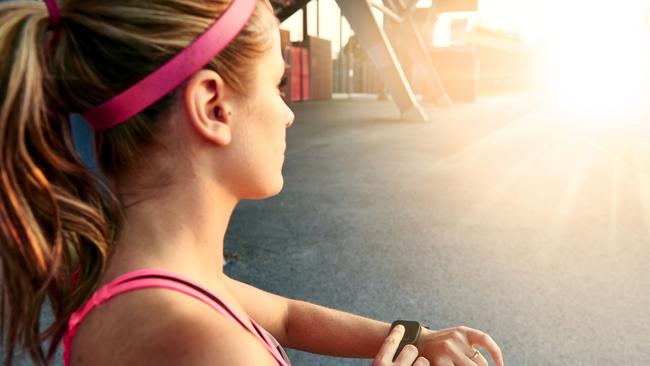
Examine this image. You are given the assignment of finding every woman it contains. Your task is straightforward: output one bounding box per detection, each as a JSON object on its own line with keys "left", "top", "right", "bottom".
{"left": 0, "top": 1, "right": 504, "bottom": 365}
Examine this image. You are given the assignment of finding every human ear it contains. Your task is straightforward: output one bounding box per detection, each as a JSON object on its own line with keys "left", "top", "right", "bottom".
{"left": 183, "top": 69, "right": 232, "bottom": 146}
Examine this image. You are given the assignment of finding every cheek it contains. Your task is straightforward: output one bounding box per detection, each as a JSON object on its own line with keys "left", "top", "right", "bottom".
{"left": 255, "top": 95, "right": 288, "bottom": 145}
{"left": 227, "top": 102, "right": 285, "bottom": 198}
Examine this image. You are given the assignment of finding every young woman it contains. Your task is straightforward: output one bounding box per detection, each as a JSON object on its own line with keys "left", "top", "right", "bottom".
{"left": 0, "top": 1, "right": 504, "bottom": 365}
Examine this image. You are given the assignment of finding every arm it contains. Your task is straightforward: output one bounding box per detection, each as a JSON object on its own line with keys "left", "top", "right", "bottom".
{"left": 286, "top": 304, "right": 504, "bottom": 366}
{"left": 223, "top": 275, "right": 390, "bottom": 358}
{"left": 284, "top": 299, "right": 392, "bottom": 358}
{"left": 223, "top": 276, "right": 504, "bottom": 365}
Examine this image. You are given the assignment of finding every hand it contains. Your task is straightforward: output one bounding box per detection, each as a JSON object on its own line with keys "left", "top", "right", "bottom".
{"left": 416, "top": 326, "right": 504, "bottom": 366}
{"left": 372, "top": 325, "right": 430, "bottom": 366}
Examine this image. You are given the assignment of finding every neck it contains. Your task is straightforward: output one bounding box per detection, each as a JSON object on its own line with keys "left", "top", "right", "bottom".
{"left": 103, "top": 175, "right": 238, "bottom": 285}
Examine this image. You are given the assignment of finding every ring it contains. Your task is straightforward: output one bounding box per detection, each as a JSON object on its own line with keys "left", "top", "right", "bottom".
{"left": 469, "top": 350, "right": 480, "bottom": 360}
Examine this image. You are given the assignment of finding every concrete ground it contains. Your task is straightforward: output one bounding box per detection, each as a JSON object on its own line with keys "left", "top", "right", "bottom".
{"left": 11, "top": 94, "right": 650, "bottom": 365}
{"left": 225, "top": 94, "right": 650, "bottom": 365}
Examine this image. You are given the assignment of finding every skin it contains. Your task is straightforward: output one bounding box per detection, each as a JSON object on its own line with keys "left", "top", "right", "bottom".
{"left": 69, "top": 21, "right": 504, "bottom": 366}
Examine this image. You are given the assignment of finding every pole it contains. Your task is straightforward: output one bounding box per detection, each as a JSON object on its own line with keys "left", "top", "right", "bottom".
{"left": 316, "top": 0, "right": 320, "bottom": 37}
{"left": 339, "top": 11, "right": 344, "bottom": 94}
{"left": 302, "top": 5, "right": 308, "bottom": 44}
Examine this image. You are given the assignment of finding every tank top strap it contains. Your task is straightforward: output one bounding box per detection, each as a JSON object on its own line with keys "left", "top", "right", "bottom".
{"left": 106, "top": 268, "right": 253, "bottom": 329}
{"left": 251, "top": 318, "right": 293, "bottom": 365}
{"left": 63, "top": 268, "right": 290, "bottom": 366}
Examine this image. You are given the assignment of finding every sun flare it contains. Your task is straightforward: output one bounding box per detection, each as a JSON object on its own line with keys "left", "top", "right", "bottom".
{"left": 538, "top": 1, "right": 650, "bottom": 115}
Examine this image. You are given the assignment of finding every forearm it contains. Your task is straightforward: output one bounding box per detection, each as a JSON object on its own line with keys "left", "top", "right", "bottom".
{"left": 284, "top": 299, "right": 391, "bottom": 358}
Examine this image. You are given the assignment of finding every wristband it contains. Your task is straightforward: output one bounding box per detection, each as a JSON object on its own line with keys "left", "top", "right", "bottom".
{"left": 390, "top": 320, "right": 422, "bottom": 361}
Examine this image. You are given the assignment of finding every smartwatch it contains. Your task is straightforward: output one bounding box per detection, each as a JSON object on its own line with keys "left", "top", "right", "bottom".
{"left": 389, "top": 320, "right": 422, "bottom": 361}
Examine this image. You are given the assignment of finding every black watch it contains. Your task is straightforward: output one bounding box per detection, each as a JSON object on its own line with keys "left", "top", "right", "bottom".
{"left": 389, "top": 320, "right": 423, "bottom": 361}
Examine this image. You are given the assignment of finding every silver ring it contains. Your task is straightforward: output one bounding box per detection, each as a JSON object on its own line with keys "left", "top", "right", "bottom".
{"left": 469, "top": 350, "right": 480, "bottom": 360}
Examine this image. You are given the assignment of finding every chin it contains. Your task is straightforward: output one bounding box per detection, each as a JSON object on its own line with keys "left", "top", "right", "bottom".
{"left": 249, "top": 176, "right": 284, "bottom": 200}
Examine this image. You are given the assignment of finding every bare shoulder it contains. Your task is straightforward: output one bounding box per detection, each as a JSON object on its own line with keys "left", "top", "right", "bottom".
{"left": 70, "top": 288, "right": 277, "bottom": 366}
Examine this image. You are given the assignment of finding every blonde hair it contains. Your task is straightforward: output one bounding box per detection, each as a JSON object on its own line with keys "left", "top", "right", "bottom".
{"left": 0, "top": 0, "right": 275, "bottom": 365}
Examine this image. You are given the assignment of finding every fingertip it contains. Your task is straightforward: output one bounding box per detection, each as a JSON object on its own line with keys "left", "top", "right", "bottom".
{"left": 404, "top": 344, "right": 417, "bottom": 352}
{"left": 495, "top": 352, "right": 505, "bottom": 366}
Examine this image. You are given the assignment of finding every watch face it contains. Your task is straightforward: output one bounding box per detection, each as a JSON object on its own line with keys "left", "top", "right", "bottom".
{"left": 391, "top": 320, "right": 421, "bottom": 343}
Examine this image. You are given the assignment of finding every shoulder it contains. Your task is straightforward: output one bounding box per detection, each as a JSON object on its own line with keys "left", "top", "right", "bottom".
{"left": 70, "top": 287, "right": 277, "bottom": 366}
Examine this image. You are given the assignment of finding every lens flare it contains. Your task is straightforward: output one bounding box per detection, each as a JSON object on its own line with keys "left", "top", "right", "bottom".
{"left": 539, "top": 1, "right": 650, "bottom": 117}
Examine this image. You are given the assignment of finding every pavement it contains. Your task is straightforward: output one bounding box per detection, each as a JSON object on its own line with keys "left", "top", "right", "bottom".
{"left": 225, "top": 94, "right": 650, "bottom": 365}
{"left": 12, "top": 93, "right": 650, "bottom": 365}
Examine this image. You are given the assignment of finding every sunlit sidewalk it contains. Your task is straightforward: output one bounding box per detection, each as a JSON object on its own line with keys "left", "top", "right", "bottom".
{"left": 226, "top": 94, "right": 650, "bottom": 365}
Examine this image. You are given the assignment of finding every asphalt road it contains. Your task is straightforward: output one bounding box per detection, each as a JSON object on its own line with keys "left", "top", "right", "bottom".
{"left": 225, "top": 94, "right": 650, "bottom": 366}
{"left": 11, "top": 94, "right": 650, "bottom": 365}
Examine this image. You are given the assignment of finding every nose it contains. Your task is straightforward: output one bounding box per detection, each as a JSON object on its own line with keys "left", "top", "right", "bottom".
{"left": 285, "top": 106, "right": 295, "bottom": 128}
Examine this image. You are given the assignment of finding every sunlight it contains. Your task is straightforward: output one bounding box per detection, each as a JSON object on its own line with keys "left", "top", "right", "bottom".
{"left": 548, "top": 144, "right": 596, "bottom": 235}
{"left": 608, "top": 159, "right": 620, "bottom": 249}
{"left": 634, "top": 165, "right": 650, "bottom": 240}
{"left": 540, "top": 1, "right": 650, "bottom": 117}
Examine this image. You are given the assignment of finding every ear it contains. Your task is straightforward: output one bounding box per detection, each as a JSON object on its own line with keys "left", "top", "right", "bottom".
{"left": 183, "top": 69, "right": 233, "bottom": 146}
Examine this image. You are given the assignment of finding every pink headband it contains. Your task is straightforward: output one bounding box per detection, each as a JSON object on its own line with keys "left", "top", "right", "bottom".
{"left": 44, "top": 0, "right": 61, "bottom": 30}
{"left": 81, "top": 0, "right": 257, "bottom": 131}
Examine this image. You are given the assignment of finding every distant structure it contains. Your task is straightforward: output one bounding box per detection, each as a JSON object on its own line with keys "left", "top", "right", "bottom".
{"left": 273, "top": 0, "right": 476, "bottom": 121}
{"left": 473, "top": 26, "right": 538, "bottom": 95}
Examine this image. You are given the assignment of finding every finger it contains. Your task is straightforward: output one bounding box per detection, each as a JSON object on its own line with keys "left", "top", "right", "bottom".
{"left": 472, "top": 351, "right": 489, "bottom": 366}
{"left": 434, "top": 333, "right": 476, "bottom": 366}
{"left": 418, "top": 330, "right": 474, "bottom": 366}
{"left": 444, "top": 340, "right": 477, "bottom": 366}
{"left": 465, "top": 347, "right": 487, "bottom": 366}
{"left": 448, "top": 329, "right": 477, "bottom": 358}
{"left": 461, "top": 327, "right": 504, "bottom": 366}
{"left": 393, "top": 344, "right": 419, "bottom": 365}
{"left": 433, "top": 356, "right": 454, "bottom": 366}
{"left": 375, "top": 325, "right": 405, "bottom": 363}
{"left": 412, "top": 356, "right": 430, "bottom": 366}
{"left": 436, "top": 329, "right": 478, "bottom": 365}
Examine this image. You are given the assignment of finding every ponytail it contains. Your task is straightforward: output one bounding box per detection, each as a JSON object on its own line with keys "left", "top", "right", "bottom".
{"left": 2, "top": 0, "right": 276, "bottom": 363}
{"left": 0, "top": 3, "right": 117, "bottom": 365}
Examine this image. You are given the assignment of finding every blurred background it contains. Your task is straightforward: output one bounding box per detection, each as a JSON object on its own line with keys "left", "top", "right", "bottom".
{"left": 272, "top": 0, "right": 650, "bottom": 108}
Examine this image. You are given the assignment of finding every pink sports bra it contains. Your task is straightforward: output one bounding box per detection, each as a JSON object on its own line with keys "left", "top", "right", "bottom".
{"left": 62, "top": 268, "right": 291, "bottom": 366}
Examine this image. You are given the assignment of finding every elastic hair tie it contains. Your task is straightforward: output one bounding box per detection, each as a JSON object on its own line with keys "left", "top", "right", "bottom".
{"left": 81, "top": 0, "right": 257, "bottom": 132}
{"left": 43, "top": 0, "right": 61, "bottom": 30}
